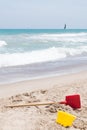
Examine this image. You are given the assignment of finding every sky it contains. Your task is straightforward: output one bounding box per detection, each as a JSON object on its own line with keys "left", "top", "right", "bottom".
{"left": 0, "top": 0, "right": 87, "bottom": 29}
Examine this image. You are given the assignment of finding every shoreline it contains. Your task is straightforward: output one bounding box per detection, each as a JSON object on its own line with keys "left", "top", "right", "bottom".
{"left": 0, "top": 56, "right": 87, "bottom": 85}
{"left": 0, "top": 70, "right": 87, "bottom": 98}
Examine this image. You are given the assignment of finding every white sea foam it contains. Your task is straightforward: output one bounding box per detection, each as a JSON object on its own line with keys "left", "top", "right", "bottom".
{"left": 0, "top": 46, "right": 87, "bottom": 68}
{"left": 2, "top": 32, "right": 87, "bottom": 45}
{"left": 0, "top": 41, "right": 7, "bottom": 47}
{"left": 29, "top": 33, "right": 87, "bottom": 43}
{"left": 0, "top": 31, "right": 87, "bottom": 68}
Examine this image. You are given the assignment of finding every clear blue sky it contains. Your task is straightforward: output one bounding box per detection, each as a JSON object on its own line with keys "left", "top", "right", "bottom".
{"left": 0, "top": 0, "right": 87, "bottom": 29}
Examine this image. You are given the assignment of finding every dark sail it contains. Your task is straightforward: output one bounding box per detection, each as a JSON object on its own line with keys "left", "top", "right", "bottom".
{"left": 64, "top": 24, "right": 66, "bottom": 29}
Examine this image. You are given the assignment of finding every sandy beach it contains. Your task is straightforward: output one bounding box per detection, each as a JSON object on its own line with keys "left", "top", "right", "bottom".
{"left": 0, "top": 1, "right": 87, "bottom": 129}
{"left": 0, "top": 71, "right": 87, "bottom": 130}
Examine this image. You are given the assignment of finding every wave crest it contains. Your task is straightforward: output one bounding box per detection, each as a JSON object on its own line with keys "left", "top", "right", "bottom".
{"left": 0, "top": 46, "right": 87, "bottom": 67}
{"left": 0, "top": 41, "right": 7, "bottom": 47}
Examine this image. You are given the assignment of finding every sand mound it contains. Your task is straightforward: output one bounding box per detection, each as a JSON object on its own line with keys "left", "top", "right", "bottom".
{"left": 0, "top": 83, "right": 87, "bottom": 130}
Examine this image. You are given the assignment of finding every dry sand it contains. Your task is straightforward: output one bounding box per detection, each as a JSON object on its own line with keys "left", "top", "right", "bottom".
{"left": 0, "top": 71, "right": 87, "bottom": 130}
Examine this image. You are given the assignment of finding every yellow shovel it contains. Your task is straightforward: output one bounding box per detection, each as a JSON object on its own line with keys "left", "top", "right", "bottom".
{"left": 56, "top": 110, "right": 76, "bottom": 127}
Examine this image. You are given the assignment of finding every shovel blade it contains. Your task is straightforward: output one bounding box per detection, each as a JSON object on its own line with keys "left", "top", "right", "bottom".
{"left": 66, "top": 94, "right": 81, "bottom": 109}
{"left": 56, "top": 110, "right": 76, "bottom": 127}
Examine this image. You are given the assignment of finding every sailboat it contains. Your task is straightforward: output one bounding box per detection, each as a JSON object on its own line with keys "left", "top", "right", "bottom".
{"left": 64, "top": 24, "right": 66, "bottom": 29}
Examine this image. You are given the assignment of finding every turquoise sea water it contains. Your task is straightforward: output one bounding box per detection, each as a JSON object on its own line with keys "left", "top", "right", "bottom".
{"left": 0, "top": 29, "right": 87, "bottom": 84}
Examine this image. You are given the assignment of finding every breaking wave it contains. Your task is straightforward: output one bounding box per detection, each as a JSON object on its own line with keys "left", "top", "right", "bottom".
{"left": 0, "top": 46, "right": 87, "bottom": 68}
{"left": 0, "top": 41, "right": 7, "bottom": 47}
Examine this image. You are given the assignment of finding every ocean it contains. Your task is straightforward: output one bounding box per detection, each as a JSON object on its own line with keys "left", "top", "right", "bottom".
{"left": 0, "top": 29, "right": 87, "bottom": 84}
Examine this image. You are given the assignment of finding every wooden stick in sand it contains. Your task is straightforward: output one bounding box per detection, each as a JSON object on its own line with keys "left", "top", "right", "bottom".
{"left": 6, "top": 101, "right": 66, "bottom": 108}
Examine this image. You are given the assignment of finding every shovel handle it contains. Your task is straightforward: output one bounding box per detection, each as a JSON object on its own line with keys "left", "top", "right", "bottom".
{"left": 6, "top": 101, "right": 66, "bottom": 108}
{"left": 6, "top": 102, "right": 56, "bottom": 108}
